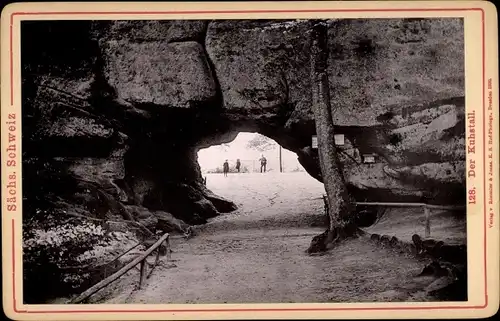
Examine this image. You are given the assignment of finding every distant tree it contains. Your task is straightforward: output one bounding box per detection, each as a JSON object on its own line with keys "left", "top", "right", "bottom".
{"left": 246, "top": 134, "right": 276, "bottom": 152}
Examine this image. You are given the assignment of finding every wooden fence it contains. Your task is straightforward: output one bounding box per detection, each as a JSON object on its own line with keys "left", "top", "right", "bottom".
{"left": 322, "top": 197, "right": 466, "bottom": 238}
{"left": 69, "top": 233, "right": 171, "bottom": 304}
{"left": 355, "top": 202, "right": 465, "bottom": 238}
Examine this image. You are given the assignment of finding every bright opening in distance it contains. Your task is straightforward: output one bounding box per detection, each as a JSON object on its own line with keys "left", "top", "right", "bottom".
{"left": 197, "top": 132, "right": 305, "bottom": 174}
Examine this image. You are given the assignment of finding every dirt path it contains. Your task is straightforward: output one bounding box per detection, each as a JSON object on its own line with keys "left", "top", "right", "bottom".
{"left": 116, "top": 231, "right": 439, "bottom": 304}
{"left": 96, "top": 173, "right": 446, "bottom": 304}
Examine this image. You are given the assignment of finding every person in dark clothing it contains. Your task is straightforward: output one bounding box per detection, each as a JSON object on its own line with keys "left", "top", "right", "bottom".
{"left": 236, "top": 159, "right": 241, "bottom": 173}
{"left": 259, "top": 155, "right": 267, "bottom": 173}
{"left": 223, "top": 160, "right": 229, "bottom": 177}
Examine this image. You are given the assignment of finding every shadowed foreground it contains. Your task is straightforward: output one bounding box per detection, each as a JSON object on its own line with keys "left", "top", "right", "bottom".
{"left": 84, "top": 173, "right": 460, "bottom": 304}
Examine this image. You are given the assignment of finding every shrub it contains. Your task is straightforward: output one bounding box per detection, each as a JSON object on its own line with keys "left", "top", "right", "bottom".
{"left": 23, "top": 218, "right": 137, "bottom": 303}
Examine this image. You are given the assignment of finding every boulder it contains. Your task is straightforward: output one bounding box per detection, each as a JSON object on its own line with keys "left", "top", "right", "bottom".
{"left": 125, "top": 205, "right": 154, "bottom": 220}
{"left": 106, "top": 221, "right": 129, "bottom": 232}
{"left": 100, "top": 40, "right": 217, "bottom": 107}
{"left": 95, "top": 20, "right": 207, "bottom": 43}
{"left": 202, "top": 188, "right": 238, "bottom": 213}
{"left": 137, "top": 215, "right": 159, "bottom": 232}
{"left": 155, "top": 211, "right": 190, "bottom": 234}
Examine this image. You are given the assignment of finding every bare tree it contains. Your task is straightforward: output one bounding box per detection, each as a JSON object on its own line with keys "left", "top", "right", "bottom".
{"left": 308, "top": 20, "right": 361, "bottom": 253}
{"left": 246, "top": 134, "right": 276, "bottom": 152}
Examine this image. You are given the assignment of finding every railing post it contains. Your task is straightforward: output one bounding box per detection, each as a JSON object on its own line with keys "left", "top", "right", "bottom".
{"left": 424, "top": 205, "right": 431, "bottom": 238}
{"left": 139, "top": 259, "right": 147, "bottom": 289}
{"left": 166, "top": 236, "right": 171, "bottom": 262}
{"left": 147, "top": 248, "right": 162, "bottom": 280}
{"left": 323, "top": 195, "right": 329, "bottom": 217}
{"left": 69, "top": 233, "right": 170, "bottom": 304}
{"left": 155, "top": 247, "right": 161, "bottom": 264}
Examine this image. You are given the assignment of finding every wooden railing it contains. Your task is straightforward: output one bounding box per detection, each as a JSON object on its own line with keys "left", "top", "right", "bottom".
{"left": 355, "top": 202, "right": 465, "bottom": 238}
{"left": 322, "top": 196, "right": 466, "bottom": 238}
{"left": 69, "top": 233, "right": 171, "bottom": 304}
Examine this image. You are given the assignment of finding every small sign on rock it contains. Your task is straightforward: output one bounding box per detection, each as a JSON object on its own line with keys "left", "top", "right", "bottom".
{"left": 312, "top": 135, "right": 318, "bottom": 148}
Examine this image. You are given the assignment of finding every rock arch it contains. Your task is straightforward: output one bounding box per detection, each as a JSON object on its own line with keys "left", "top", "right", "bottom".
{"left": 22, "top": 18, "right": 466, "bottom": 225}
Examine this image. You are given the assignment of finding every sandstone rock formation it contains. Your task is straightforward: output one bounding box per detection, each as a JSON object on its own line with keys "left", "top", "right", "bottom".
{"left": 21, "top": 18, "right": 465, "bottom": 229}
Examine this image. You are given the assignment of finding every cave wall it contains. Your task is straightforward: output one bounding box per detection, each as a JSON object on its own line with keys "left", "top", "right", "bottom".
{"left": 206, "top": 19, "right": 465, "bottom": 202}
{"left": 21, "top": 18, "right": 465, "bottom": 227}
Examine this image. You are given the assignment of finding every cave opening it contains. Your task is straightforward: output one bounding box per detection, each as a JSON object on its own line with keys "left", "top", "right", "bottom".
{"left": 198, "top": 132, "right": 307, "bottom": 175}
{"left": 196, "top": 132, "right": 329, "bottom": 229}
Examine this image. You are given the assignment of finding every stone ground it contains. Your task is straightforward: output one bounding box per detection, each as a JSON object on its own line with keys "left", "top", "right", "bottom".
{"left": 88, "top": 172, "right": 463, "bottom": 304}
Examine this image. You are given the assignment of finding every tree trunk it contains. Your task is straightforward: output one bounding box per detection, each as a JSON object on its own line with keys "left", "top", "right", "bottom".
{"left": 307, "top": 20, "right": 360, "bottom": 254}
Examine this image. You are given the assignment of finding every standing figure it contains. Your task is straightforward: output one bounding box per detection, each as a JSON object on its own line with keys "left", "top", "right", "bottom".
{"left": 223, "top": 160, "right": 229, "bottom": 177}
{"left": 236, "top": 159, "right": 241, "bottom": 173}
{"left": 259, "top": 155, "right": 267, "bottom": 173}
